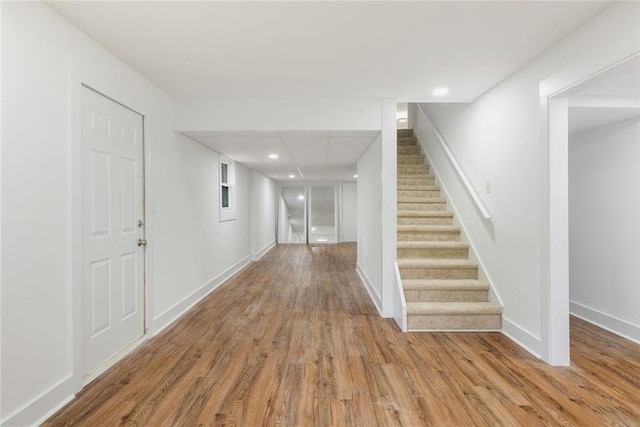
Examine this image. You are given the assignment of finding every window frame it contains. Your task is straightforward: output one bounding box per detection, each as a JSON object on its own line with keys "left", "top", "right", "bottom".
{"left": 219, "top": 156, "right": 236, "bottom": 222}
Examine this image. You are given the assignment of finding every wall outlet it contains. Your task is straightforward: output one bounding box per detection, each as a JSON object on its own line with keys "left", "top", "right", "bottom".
{"left": 485, "top": 181, "right": 492, "bottom": 194}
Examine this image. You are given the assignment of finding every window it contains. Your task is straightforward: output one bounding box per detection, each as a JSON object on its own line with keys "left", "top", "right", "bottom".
{"left": 219, "top": 156, "right": 235, "bottom": 221}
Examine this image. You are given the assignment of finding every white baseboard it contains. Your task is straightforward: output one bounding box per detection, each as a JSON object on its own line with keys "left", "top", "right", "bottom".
{"left": 150, "top": 255, "right": 252, "bottom": 336}
{"left": 501, "top": 317, "right": 543, "bottom": 360}
{"left": 570, "top": 301, "right": 640, "bottom": 344}
{"left": 1, "top": 375, "right": 74, "bottom": 427}
{"left": 253, "top": 240, "right": 276, "bottom": 261}
{"left": 356, "top": 263, "right": 382, "bottom": 316}
{"left": 82, "top": 334, "right": 148, "bottom": 386}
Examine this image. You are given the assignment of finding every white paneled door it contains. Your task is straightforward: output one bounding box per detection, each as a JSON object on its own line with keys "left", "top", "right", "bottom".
{"left": 82, "top": 87, "right": 145, "bottom": 377}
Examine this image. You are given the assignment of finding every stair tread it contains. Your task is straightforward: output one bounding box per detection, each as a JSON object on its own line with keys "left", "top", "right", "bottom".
{"left": 397, "top": 177, "right": 432, "bottom": 180}
{"left": 398, "top": 225, "right": 459, "bottom": 232}
{"left": 397, "top": 241, "right": 468, "bottom": 249}
{"left": 398, "top": 259, "right": 477, "bottom": 268}
{"left": 403, "top": 279, "right": 489, "bottom": 290}
{"left": 398, "top": 197, "right": 446, "bottom": 203}
{"left": 398, "top": 211, "right": 453, "bottom": 217}
{"left": 397, "top": 185, "right": 440, "bottom": 190}
{"left": 406, "top": 301, "right": 501, "bottom": 315}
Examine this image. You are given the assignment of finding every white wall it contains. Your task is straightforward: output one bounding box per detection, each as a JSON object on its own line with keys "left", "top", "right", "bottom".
{"left": 341, "top": 182, "right": 357, "bottom": 242}
{"left": 251, "top": 170, "right": 277, "bottom": 260}
{"left": 1, "top": 3, "right": 275, "bottom": 425}
{"left": 569, "top": 119, "right": 640, "bottom": 343}
{"left": 420, "top": 2, "right": 640, "bottom": 358}
{"left": 175, "top": 99, "right": 382, "bottom": 131}
{"left": 356, "top": 134, "right": 383, "bottom": 312}
{"left": 150, "top": 134, "right": 253, "bottom": 330}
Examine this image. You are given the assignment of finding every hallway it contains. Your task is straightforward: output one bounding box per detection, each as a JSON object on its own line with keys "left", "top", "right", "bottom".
{"left": 46, "top": 244, "right": 640, "bottom": 426}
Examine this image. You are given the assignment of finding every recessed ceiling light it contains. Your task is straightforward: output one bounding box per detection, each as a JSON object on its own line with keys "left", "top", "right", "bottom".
{"left": 311, "top": 227, "right": 316, "bottom": 231}
{"left": 298, "top": 195, "right": 304, "bottom": 200}
{"left": 288, "top": 174, "right": 295, "bottom": 178}
{"left": 268, "top": 154, "right": 279, "bottom": 159}
{"left": 353, "top": 174, "right": 358, "bottom": 178}
{"left": 432, "top": 86, "right": 449, "bottom": 97}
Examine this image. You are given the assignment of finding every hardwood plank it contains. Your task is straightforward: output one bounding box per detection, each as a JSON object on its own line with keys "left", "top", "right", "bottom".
{"left": 44, "top": 244, "right": 640, "bottom": 426}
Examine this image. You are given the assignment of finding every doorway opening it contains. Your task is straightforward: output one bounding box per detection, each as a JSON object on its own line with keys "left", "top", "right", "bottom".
{"left": 547, "top": 54, "right": 640, "bottom": 364}
{"left": 277, "top": 183, "right": 339, "bottom": 244}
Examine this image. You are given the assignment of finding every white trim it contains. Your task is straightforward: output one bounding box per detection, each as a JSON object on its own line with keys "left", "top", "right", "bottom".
{"left": 356, "top": 263, "right": 382, "bottom": 316}
{"left": 568, "top": 96, "right": 640, "bottom": 109}
{"left": 82, "top": 335, "right": 148, "bottom": 386}
{"left": 253, "top": 240, "right": 277, "bottom": 261}
{"left": 570, "top": 302, "right": 640, "bottom": 345}
{"left": 501, "top": 317, "right": 543, "bottom": 360}
{"left": 417, "top": 104, "right": 491, "bottom": 222}
{"left": 150, "top": 255, "right": 251, "bottom": 335}
{"left": 1, "top": 376, "right": 74, "bottom": 427}
{"left": 393, "top": 262, "right": 407, "bottom": 332}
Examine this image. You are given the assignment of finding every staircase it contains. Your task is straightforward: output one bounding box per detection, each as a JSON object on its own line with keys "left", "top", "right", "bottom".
{"left": 396, "top": 129, "right": 502, "bottom": 331}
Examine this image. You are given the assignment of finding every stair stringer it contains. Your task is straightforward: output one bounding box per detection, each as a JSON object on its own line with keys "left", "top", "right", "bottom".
{"left": 413, "top": 131, "right": 505, "bottom": 315}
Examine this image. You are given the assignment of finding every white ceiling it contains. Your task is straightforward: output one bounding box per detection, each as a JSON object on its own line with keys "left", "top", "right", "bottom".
{"left": 569, "top": 55, "right": 640, "bottom": 135}
{"left": 48, "top": 1, "right": 611, "bottom": 101}
{"left": 46, "top": 0, "right": 614, "bottom": 181}
{"left": 182, "top": 130, "right": 379, "bottom": 181}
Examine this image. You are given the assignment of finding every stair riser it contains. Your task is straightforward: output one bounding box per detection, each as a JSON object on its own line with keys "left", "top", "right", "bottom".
{"left": 398, "top": 189, "right": 441, "bottom": 198}
{"left": 397, "top": 146, "right": 421, "bottom": 154}
{"left": 399, "top": 266, "right": 477, "bottom": 280}
{"left": 398, "top": 202, "right": 447, "bottom": 211}
{"left": 398, "top": 178, "right": 435, "bottom": 186}
{"left": 398, "top": 157, "right": 425, "bottom": 165}
{"left": 398, "top": 233, "right": 460, "bottom": 242}
{"left": 398, "top": 217, "right": 453, "bottom": 226}
{"left": 407, "top": 314, "right": 501, "bottom": 330}
{"left": 398, "top": 130, "right": 414, "bottom": 137}
{"left": 404, "top": 290, "right": 488, "bottom": 302}
{"left": 398, "top": 167, "right": 430, "bottom": 175}
{"left": 398, "top": 247, "right": 468, "bottom": 259}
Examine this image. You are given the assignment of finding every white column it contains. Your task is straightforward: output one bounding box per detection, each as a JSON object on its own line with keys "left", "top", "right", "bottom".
{"left": 546, "top": 97, "right": 570, "bottom": 366}
{"left": 381, "top": 99, "right": 397, "bottom": 317}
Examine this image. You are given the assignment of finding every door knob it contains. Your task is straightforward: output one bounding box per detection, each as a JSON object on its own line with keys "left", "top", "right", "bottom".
{"left": 137, "top": 239, "right": 147, "bottom": 247}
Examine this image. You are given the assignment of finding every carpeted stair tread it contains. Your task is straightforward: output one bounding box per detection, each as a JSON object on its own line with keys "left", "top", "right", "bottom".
{"left": 396, "top": 129, "right": 502, "bottom": 331}
{"left": 398, "top": 175, "right": 434, "bottom": 180}
{"left": 397, "top": 197, "right": 446, "bottom": 203}
{"left": 403, "top": 279, "right": 489, "bottom": 291}
{"left": 398, "top": 211, "right": 453, "bottom": 218}
{"left": 406, "top": 301, "right": 501, "bottom": 315}
{"left": 398, "top": 225, "right": 459, "bottom": 232}
{"left": 398, "top": 258, "right": 477, "bottom": 269}
{"left": 397, "top": 185, "right": 440, "bottom": 191}
{"left": 397, "top": 241, "right": 468, "bottom": 250}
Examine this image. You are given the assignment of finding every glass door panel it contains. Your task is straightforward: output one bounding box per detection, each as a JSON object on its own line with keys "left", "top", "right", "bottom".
{"left": 309, "top": 185, "right": 337, "bottom": 243}
{"left": 278, "top": 186, "right": 307, "bottom": 243}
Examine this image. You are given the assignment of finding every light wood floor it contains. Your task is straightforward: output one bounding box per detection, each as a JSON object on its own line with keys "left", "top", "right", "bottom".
{"left": 45, "top": 244, "right": 640, "bottom": 426}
